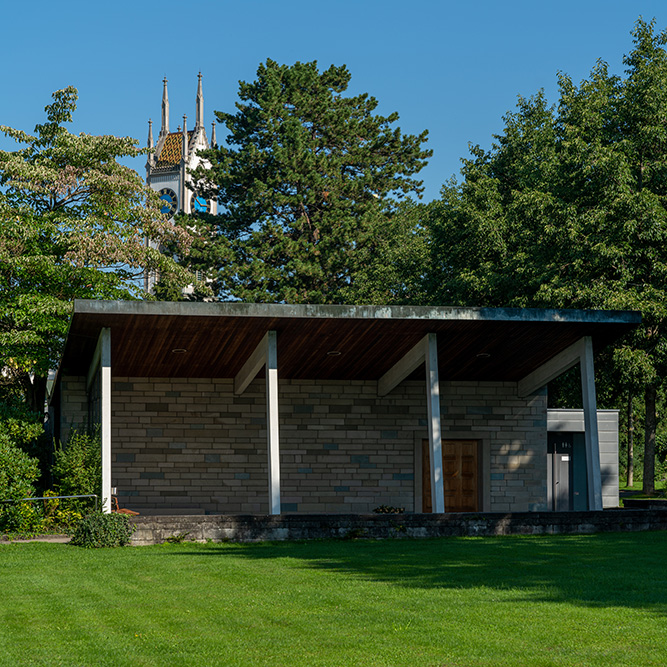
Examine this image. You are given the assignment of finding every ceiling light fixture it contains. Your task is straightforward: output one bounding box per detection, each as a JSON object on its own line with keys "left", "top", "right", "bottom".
{"left": 476, "top": 352, "right": 491, "bottom": 359}
{"left": 171, "top": 348, "right": 188, "bottom": 354}
{"left": 327, "top": 350, "right": 342, "bottom": 356}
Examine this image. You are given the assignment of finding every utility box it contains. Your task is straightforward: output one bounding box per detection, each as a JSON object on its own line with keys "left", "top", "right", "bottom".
{"left": 546, "top": 409, "right": 619, "bottom": 510}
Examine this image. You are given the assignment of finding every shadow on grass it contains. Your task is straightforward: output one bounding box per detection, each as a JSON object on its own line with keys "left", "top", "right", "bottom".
{"left": 163, "top": 531, "right": 667, "bottom": 614}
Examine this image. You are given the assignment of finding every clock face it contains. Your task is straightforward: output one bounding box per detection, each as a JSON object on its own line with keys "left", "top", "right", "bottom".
{"left": 191, "top": 195, "right": 210, "bottom": 213}
{"left": 159, "top": 188, "right": 178, "bottom": 216}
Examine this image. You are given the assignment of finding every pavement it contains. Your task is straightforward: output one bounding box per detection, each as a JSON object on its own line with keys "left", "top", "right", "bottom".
{"left": 1, "top": 535, "right": 70, "bottom": 544}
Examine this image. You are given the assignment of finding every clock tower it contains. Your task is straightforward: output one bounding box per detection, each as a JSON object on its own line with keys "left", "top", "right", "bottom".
{"left": 145, "top": 73, "right": 217, "bottom": 218}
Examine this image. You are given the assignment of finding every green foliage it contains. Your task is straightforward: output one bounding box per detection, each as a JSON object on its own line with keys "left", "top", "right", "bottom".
{"left": 0, "top": 86, "right": 193, "bottom": 411}
{"left": 0, "top": 397, "right": 51, "bottom": 488}
{"left": 425, "top": 18, "right": 667, "bottom": 492}
{"left": 69, "top": 512, "right": 135, "bottom": 548}
{"left": 52, "top": 430, "right": 101, "bottom": 512}
{"left": 184, "top": 59, "right": 432, "bottom": 304}
{"left": 372, "top": 505, "right": 405, "bottom": 514}
{"left": 0, "top": 431, "right": 42, "bottom": 532}
{"left": 41, "top": 490, "right": 83, "bottom": 532}
{"left": 0, "top": 401, "right": 43, "bottom": 448}
{"left": 165, "top": 531, "right": 191, "bottom": 544}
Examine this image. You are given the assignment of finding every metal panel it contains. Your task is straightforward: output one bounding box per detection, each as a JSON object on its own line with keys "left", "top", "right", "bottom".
{"left": 547, "top": 409, "right": 619, "bottom": 509}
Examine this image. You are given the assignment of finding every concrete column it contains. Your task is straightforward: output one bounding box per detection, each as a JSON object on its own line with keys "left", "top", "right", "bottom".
{"left": 580, "top": 336, "right": 603, "bottom": 510}
{"left": 266, "top": 331, "right": 281, "bottom": 515}
{"left": 100, "top": 328, "right": 112, "bottom": 514}
{"left": 234, "top": 331, "right": 281, "bottom": 514}
{"left": 425, "top": 333, "right": 445, "bottom": 513}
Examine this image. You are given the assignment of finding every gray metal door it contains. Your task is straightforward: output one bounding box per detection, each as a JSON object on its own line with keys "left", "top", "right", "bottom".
{"left": 548, "top": 433, "right": 573, "bottom": 511}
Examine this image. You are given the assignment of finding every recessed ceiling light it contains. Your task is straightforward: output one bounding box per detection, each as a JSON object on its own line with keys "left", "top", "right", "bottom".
{"left": 476, "top": 352, "right": 491, "bottom": 359}
{"left": 171, "top": 348, "right": 187, "bottom": 354}
{"left": 327, "top": 350, "right": 342, "bottom": 356}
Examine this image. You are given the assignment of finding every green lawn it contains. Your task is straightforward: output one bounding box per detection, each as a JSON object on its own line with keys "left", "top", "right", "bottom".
{"left": 2, "top": 533, "right": 667, "bottom": 666}
{"left": 620, "top": 478, "right": 666, "bottom": 494}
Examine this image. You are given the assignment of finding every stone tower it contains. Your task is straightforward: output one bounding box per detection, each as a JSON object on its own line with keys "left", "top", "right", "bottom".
{"left": 145, "top": 73, "right": 217, "bottom": 217}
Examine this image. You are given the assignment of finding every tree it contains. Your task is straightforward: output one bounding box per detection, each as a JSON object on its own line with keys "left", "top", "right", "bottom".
{"left": 425, "top": 18, "right": 667, "bottom": 493}
{"left": 0, "top": 87, "right": 192, "bottom": 412}
{"left": 187, "top": 59, "right": 431, "bottom": 304}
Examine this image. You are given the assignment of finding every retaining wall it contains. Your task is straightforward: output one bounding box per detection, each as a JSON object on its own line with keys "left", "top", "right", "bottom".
{"left": 129, "top": 509, "right": 667, "bottom": 545}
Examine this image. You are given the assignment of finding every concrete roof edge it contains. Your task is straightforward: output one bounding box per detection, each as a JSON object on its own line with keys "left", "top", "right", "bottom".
{"left": 71, "top": 299, "right": 642, "bottom": 325}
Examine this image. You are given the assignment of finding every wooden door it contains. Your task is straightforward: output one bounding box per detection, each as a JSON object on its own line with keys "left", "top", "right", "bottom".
{"left": 422, "top": 439, "right": 479, "bottom": 512}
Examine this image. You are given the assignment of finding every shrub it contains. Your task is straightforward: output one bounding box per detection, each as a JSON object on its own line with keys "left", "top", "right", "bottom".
{"left": 0, "top": 432, "right": 43, "bottom": 533}
{"left": 0, "top": 400, "right": 50, "bottom": 489}
{"left": 373, "top": 505, "right": 405, "bottom": 514}
{"left": 42, "top": 490, "right": 83, "bottom": 532}
{"left": 69, "top": 512, "right": 135, "bottom": 548}
{"left": 52, "top": 429, "right": 101, "bottom": 512}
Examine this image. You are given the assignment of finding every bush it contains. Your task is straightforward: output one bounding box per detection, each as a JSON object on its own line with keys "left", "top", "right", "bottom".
{"left": 69, "top": 512, "right": 135, "bottom": 548}
{"left": 0, "top": 432, "right": 43, "bottom": 533}
{"left": 0, "top": 400, "right": 50, "bottom": 490}
{"left": 373, "top": 505, "right": 405, "bottom": 514}
{"left": 52, "top": 429, "right": 101, "bottom": 512}
{"left": 41, "top": 490, "right": 83, "bottom": 532}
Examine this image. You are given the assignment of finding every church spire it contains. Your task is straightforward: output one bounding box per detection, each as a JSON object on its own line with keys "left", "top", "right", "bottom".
{"left": 196, "top": 72, "right": 204, "bottom": 129}
{"left": 182, "top": 114, "right": 188, "bottom": 158}
{"left": 160, "top": 77, "right": 169, "bottom": 137}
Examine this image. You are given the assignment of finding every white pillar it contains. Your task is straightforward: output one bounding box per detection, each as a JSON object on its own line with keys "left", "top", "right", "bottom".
{"left": 266, "top": 331, "right": 281, "bottom": 515}
{"left": 580, "top": 336, "right": 603, "bottom": 510}
{"left": 100, "top": 328, "right": 112, "bottom": 514}
{"left": 425, "top": 333, "right": 445, "bottom": 513}
{"left": 234, "top": 331, "right": 282, "bottom": 515}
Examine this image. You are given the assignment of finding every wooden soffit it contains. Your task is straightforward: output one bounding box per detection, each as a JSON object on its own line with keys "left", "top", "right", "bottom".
{"left": 58, "top": 301, "right": 640, "bottom": 382}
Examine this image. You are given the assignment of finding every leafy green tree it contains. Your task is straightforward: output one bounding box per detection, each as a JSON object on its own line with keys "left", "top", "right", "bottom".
{"left": 187, "top": 59, "right": 432, "bottom": 304}
{"left": 336, "top": 202, "right": 430, "bottom": 305}
{"left": 0, "top": 431, "right": 42, "bottom": 532}
{"left": 426, "top": 18, "right": 667, "bottom": 494}
{"left": 0, "top": 87, "right": 192, "bottom": 412}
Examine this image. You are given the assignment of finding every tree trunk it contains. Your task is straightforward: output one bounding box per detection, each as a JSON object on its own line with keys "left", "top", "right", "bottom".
{"left": 643, "top": 385, "right": 657, "bottom": 495}
{"left": 19, "top": 373, "right": 48, "bottom": 416}
{"left": 627, "top": 393, "right": 634, "bottom": 487}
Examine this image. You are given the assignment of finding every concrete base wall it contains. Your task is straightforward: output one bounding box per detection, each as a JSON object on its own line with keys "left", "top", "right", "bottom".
{"left": 129, "top": 509, "right": 667, "bottom": 545}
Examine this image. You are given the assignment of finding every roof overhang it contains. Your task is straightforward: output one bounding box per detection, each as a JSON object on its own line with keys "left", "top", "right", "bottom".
{"left": 57, "top": 300, "right": 641, "bottom": 384}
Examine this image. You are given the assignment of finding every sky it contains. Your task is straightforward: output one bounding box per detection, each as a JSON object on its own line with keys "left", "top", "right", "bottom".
{"left": 3, "top": 0, "right": 667, "bottom": 202}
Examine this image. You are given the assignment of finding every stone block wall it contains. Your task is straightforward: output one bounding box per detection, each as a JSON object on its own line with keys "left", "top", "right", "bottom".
{"left": 58, "top": 375, "right": 548, "bottom": 515}
{"left": 58, "top": 376, "right": 88, "bottom": 444}
{"left": 440, "top": 381, "right": 548, "bottom": 512}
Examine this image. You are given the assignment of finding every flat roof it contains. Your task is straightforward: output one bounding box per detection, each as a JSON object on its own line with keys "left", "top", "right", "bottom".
{"left": 57, "top": 300, "right": 640, "bottom": 383}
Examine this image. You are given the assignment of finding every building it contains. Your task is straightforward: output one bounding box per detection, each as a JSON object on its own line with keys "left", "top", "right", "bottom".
{"left": 50, "top": 300, "right": 638, "bottom": 516}
{"left": 145, "top": 74, "right": 218, "bottom": 219}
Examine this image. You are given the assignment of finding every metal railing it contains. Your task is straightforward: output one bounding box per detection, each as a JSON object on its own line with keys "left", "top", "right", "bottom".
{"left": 0, "top": 494, "right": 99, "bottom": 512}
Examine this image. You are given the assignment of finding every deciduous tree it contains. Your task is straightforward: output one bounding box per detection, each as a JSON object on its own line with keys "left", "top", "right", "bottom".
{"left": 0, "top": 87, "right": 192, "bottom": 412}
{"left": 426, "top": 18, "right": 667, "bottom": 493}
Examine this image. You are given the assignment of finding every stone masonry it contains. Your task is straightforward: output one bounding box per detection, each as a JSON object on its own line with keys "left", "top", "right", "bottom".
{"left": 58, "top": 376, "right": 548, "bottom": 515}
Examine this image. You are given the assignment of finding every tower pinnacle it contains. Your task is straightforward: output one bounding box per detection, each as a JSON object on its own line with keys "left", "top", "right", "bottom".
{"left": 196, "top": 72, "right": 204, "bottom": 129}
{"left": 182, "top": 115, "right": 188, "bottom": 159}
{"left": 160, "top": 77, "right": 169, "bottom": 137}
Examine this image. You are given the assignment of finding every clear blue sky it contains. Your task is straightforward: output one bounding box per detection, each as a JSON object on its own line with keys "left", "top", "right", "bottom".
{"left": 3, "top": 0, "right": 667, "bottom": 202}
